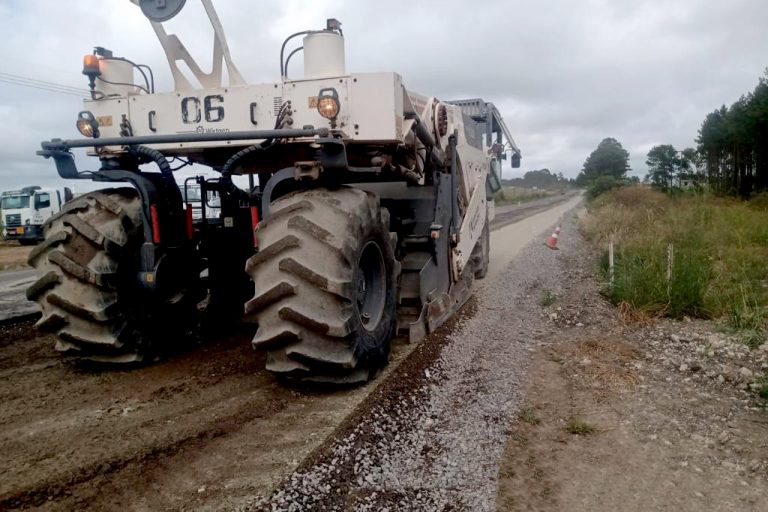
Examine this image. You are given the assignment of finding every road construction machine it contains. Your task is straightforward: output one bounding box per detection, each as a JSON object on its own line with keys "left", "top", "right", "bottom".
{"left": 28, "top": 0, "right": 521, "bottom": 382}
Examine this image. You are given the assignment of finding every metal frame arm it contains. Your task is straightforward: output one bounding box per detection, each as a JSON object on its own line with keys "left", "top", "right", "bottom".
{"left": 39, "top": 127, "right": 329, "bottom": 152}
{"left": 130, "top": 0, "right": 247, "bottom": 90}
{"left": 487, "top": 103, "right": 521, "bottom": 156}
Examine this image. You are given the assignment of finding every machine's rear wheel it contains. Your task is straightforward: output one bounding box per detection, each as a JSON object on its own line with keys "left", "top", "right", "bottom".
{"left": 26, "top": 188, "right": 195, "bottom": 362}
{"left": 245, "top": 187, "right": 400, "bottom": 383}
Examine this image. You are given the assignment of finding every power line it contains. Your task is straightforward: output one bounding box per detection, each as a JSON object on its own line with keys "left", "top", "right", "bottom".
{"left": 0, "top": 72, "right": 89, "bottom": 97}
{"left": 0, "top": 77, "right": 86, "bottom": 97}
{"left": 0, "top": 72, "right": 86, "bottom": 93}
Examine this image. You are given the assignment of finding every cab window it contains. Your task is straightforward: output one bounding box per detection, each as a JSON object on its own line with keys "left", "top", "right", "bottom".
{"left": 34, "top": 193, "right": 51, "bottom": 209}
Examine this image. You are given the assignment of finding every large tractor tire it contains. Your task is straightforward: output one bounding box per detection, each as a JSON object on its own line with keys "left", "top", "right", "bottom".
{"left": 26, "top": 188, "right": 194, "bottom": 363}
{"left": 245, "top": 188, "right": 400, "bottom": 383}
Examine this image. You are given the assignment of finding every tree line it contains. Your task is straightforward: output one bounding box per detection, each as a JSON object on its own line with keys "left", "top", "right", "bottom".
{"left": 502, "top": 168, "right": 570, "bottom": 188}
{"left": 647, "top": 70, "right": 768, "bottom": 197}
{"left": 575, "top": 71, "right": 768, "bottom": 198}
{"left": 697, "top": 71, "right": 768, "bottom": 197}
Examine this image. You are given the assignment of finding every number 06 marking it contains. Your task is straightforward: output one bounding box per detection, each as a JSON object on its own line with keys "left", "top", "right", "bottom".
{"left": 182, "top": 95, "right": 226, "bottom": 124}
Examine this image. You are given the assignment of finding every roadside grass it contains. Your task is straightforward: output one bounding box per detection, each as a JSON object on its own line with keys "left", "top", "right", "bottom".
{"left": 494, "top": 186, "right": 551, "bottom": 206}
{"left": 758, "top": 378, "right": 768, "bottom": 400}
{"left": 566, "top": 418, "right": 595, "bottom": 435}
{"left": 582, "top": 186, "right": 768, "bottom": 343}
{"left": 540, "top": 290, "right": 557, "bottom": 308}
{"left": 519, "top": 407, "right": 541, "bottom": 425}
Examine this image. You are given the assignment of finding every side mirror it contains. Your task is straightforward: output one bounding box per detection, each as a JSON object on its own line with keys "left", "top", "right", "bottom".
{"left": 64, "top": 187, "right": 74, "bottom": 202}
{"left": 511, "top": 153, "right": 521, "bottom": 169}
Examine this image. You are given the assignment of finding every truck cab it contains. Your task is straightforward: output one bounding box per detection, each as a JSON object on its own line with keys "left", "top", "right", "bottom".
{"left": 1, "top": 186, "right": 72, "bottom": 245}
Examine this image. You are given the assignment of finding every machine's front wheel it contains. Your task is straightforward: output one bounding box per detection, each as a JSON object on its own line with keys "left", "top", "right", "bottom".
{"left": 26, "top": 188, "right": 197, "bottom": 362}
{"left": 245, "top": 187, "right": 400, "bottom": 383}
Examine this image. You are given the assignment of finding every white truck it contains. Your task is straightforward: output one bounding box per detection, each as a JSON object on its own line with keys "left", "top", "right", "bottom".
{"left": 1, "top": 186, "right": 73, "bottom": 245}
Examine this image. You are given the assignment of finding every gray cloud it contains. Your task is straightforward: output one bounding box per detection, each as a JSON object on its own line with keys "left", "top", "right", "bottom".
{"left": 1, "top": 0, "right": 766, "bottom": 190}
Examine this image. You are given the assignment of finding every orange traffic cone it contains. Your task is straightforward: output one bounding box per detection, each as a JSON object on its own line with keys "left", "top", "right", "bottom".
{"left": 545, "top": 226, "right": 561, "bottom": 250}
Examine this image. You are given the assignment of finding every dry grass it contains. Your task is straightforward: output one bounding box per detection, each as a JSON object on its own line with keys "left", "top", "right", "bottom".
{"left": 577, "top": 339, "right": 641, "bottom": 392}
{"left": 617, "top": 301, "right": 659, "bottom": 326}
{"left": 519, "top": 408, "right": 541, "bottom": 426}
{"left": 494, "top": 187, "right": 551, "bottom": 205}
{"left": 566, "top": 418, "right": 596, "bottom": 435}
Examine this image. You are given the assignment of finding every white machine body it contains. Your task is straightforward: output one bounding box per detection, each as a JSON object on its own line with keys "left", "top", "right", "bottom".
{"left": 79, "top": 0, "right": 518, "bottom": 278}
{"left": 303, "top": 32, "right": 346, "bottom": 79}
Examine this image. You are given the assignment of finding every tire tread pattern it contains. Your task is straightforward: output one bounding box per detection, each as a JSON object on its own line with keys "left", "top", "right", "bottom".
{"left": 26, "top": 188, "right": 145, "bottom": 361}
{"left": 245, "top": 187, "right": 399, "bottom": 382}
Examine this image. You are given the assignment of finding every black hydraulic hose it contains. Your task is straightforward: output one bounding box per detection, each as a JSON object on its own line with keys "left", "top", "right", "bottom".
{"left": 280, "top": 31, "right": 313, "bottom": 76}
{"left": 412, "top": 117, "right": 436, "bottom": 148}
{"left": 138, "top": 64, "right": 155, "bottom": 93}
{"left": 283, "top": 46, "right": 304, "bottom": 79}
{"left": 221, "top": 144, "right": 267, "bottom": 177}
{"left": 218, "top": 175, "right": 251, "bottom": 202}
{"left": 219, "top": 144, "right": 268, "bottom": 201}
{"left": 102, "top": 56, "right": 152, "bottom": 93}
{"left": 130, "top": 145, "right": 173, "bottom": 177}
{"left": 217, "top": 105, "right": 289, "bottom": 200}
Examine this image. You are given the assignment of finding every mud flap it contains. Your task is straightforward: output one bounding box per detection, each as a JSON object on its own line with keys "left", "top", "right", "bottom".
{"left": 408, "top": 270, "right": 474, "bottom": 342}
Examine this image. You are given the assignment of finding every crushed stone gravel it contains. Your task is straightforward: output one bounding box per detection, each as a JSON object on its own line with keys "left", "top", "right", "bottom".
{"left": 240, "top": 209, "right": 582, "bottom": 511}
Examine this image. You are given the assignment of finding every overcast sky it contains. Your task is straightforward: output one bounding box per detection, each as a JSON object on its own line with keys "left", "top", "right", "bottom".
{"left": 0, "top": 0, "right": 767, "bottom": 191}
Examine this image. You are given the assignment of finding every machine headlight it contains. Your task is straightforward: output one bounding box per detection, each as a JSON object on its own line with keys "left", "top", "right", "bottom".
{"left": 316, "top": 88, "right": 340, "bottom": 121}
{"left": 76, "top": 111, "right": 100, "bottom": 138}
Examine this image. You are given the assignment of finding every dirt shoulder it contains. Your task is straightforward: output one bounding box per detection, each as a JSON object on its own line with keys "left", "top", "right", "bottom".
{"left": 0, "top": 320, "right": 408, "bottom": 511}
{"left": 0, "top": 242, "right": 32, "bottom": 271}
{"left": 497, "top": 214, "right": 768, "bottom": 511}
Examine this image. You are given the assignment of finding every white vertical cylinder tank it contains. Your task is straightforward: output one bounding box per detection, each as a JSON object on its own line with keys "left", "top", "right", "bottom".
{"left": 97, "top": 59, "right": 138, "bottom": 97}
{"left": 303, "top": 31, "right": 346, "bottom": 79}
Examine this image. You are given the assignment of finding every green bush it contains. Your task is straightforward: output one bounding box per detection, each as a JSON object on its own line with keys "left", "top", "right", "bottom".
{"left": 586, "top": 176, "right": 622, "bottom": 200}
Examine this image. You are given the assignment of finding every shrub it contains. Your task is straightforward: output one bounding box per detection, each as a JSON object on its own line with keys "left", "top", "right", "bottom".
{"left": 586, "top": 175, "right": 622, "bottom": 200}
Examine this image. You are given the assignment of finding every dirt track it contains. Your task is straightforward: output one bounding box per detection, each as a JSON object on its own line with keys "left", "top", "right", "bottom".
{"left": 0, "top": 194, "right": 580, "bottom": 511}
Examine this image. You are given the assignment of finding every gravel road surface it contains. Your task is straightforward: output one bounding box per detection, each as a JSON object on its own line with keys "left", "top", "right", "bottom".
{"left": 244, "top": 200, "right": 582, "bottom": 511}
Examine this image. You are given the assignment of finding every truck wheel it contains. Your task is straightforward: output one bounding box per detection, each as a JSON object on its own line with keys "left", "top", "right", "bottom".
{"left": 471, "top": 217, "right": 490, "bottom": 279}
{"left": 26, "top": 188, "right": 193, "bottom": 362}
{"left": 245, "top": 188, "right": 400, "bottom": 383}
